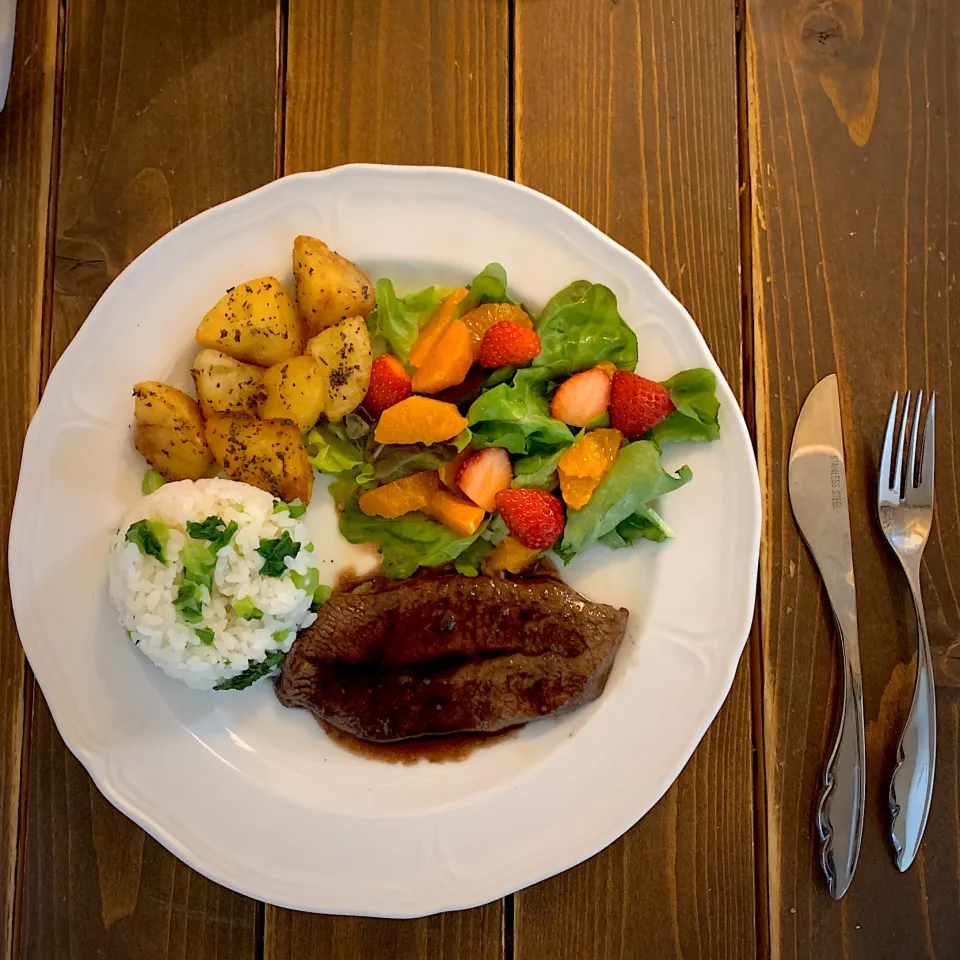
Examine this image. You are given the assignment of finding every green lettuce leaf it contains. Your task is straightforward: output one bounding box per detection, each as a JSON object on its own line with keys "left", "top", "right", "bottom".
{"left": 306, "top": 425, "right": 370, "bottom": 477}
{"left": 648, "top": 368, "right": 721, "bottom": 443}
{"left": 538, "top": 280, "right": 592, "bottom": 322}
{"left": 367, "top": 280, "right": 449, "bottom": 362}
{"left": 556, "top": 441, "right": 691, "bottom": 562}
{"left": 453, "top": 515, "right": 509, "bottom": 576}
{"left": 364, "top": 430, "right": 465, "bottom": 484}
{"left": 598, "top": 506, "right": 674, "bottom": 548}
{"left": 457, "top": 263, "right": 515, "bottom": 315}
{"left": 454, "top": 538, "right": 496, "bottom": 576}
{"left": 339, "top": 503, "right": 486, "bottom": 579}
{"left": 467, "top": 368, "right": 574, "bottom": 456}
{"left": 533, "top": 282, "right": 637, "bottom": 379}
{"left": 511, "top": 447, "right": 566, "bottom": 491}
{"left": 483, "top": 366, "right": 517, "bottom": 389}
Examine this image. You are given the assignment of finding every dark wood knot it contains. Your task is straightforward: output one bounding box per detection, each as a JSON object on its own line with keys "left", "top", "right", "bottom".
{"left": 800, "top": 12, "right": 849, "bottom": 58}
{"left": 54, "top": 236, "right": 111, "bottom": 299}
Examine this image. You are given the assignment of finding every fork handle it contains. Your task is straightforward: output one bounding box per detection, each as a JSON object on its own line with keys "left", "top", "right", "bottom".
{"left": 889, "top": 570, "right": 937, "bottom": 871}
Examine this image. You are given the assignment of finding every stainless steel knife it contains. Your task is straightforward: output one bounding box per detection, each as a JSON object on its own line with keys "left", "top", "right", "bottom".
{"left": 788, "top": 374, "right": 866, "bottom": 900}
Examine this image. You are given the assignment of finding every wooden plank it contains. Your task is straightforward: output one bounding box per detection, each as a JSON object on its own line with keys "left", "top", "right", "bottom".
{"left": 17, "top": 1, "right": 280, "bottom": 956}
{"left": 748, "top": 0, "right": 960, "bottom": 956}
{"left": 283, "top": 0, "right": 508, "bottom": 175}
{"left": 512, "top": 2, "right": 755, "bottom": 959}
{"left": 264, "top": 909, "right": 503, "bottom": 960}
{"left": 267, "top": 0, "right": 509, "bottom": 954}
{"left": 0, "top": 2, "right": 61, "bottom": 958}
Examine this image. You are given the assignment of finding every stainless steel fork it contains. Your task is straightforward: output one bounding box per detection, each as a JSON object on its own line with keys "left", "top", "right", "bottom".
{"left": 877, "top": 391, "right": 937, "bottom": 871}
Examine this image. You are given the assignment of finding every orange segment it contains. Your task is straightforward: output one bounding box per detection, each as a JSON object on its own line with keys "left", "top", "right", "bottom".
{"left": 558, "top": 428, "right": 623, "bottom": 510}
{"left": 439, "top": 445, "right": 473, "bottom": 490}
{"left": 411, "top": 319, "right": 473, "bottom": 394}
{"left": 425, "top": 488, "right": 486, "bottom": 536}
{"left": 558, "top": 476, "right": 598, "bottom": 511}
{"left": 408, "top": 288, "right": 469, "bottom": 367}
{"left": 358, "top": 471, "right": 441, "bottom": 519}
{"left": 373, "top": 396, "right": 469, "bottom": 446}
{"left": 460, "top": 303, "right": 533, "bottom": 358}
{"left": 483, "top": 536, "right": 542, "bottom": 574}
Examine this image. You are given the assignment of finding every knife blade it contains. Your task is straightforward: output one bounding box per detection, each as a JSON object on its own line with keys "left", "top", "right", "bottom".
{"left": 788, "top": 374, "right": 865, "bottom": 900}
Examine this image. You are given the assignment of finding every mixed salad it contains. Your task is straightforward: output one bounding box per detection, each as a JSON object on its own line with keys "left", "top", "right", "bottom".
{"left": 307, "top": 263, "right": 720, "bottom": 578}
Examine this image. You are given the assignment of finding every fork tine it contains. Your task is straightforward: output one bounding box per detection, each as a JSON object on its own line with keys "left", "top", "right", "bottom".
{"left": 893, "top": 391, "right": 911, "bottom": 497}
{"left": 879, "top": 392, "right": 899, "bottom": 500}
{"left": 907, "top": 390, "right": 923, "bottom": 487}
{"left": 910, "top": 393, "right": 935, "bottom": 505}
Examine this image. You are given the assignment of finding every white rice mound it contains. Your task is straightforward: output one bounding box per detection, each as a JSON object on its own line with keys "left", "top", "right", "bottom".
{"left": 108, "top": 478, "right": 321, "bottom": 690}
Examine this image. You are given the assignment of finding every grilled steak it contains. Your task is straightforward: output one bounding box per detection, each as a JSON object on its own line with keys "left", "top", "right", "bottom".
{"left": 276, "top": 573, "right": 629, "bottom": 741}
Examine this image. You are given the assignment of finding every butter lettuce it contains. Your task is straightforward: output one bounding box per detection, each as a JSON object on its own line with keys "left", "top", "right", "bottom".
{"left": 367, "top": 280, "right": 449, "bottom": 362}
{"left": 598, "top": 506, "right": 674, "bottom": 548}
{"left": 533, "top": 282, "right": 637, "bottom": 379}
{"left": 305, "top": 424, "right": 375, "bottom": 486}
{"left": 649, "top": 368, "right": 721, "bottom": 443}
{"left": 454, "top": 515, "right": 509, "bottom": 576}
{"left": 339, "top": 503, "right": 486, "bottom": 579}
{"left": 467, "top": 368, "right": 573, "bottom": 456}
{"left": 556, "top": 441, "right": 691, "bottom": 562}
{"left": 538, "top": 280, "right": 592, "bottom": 321}
{"left": 457, "top": 262, "right": 515, "bottom": 315}
{"left": 511, "top": 446, "right": 568, "bottom": 491}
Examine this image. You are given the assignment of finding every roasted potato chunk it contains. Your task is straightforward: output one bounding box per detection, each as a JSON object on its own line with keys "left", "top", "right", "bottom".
{"left": 259, "top": 354, "right": 328, "bottom": 431}
{"left": 133, "top": 381, "right": 213, "bottom": 481}
{"left": 293, "top": 235, "right": 375, "bottom": 339}
{"left": 305, "top": 316, "right": 372, "bottom": 422}
{"left": 205, "top": 415, "right": 314, "bottom": 504}
{"left": 196, "top": 276, "right": 303, "bottom": 366}
{"left": 191, "top": 349, "right": 265, "bottom": 418}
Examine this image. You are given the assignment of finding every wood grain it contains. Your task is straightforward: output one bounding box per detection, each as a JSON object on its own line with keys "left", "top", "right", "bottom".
{"left": 267, "top": 0, "right": 508, "bottom": 953}
{"left": 17, "top": 1, "right": 279, "bottom": 956}
{"left": 748, "top": 0, "right": 960, "bottom": 956}
{"left": 513, "top": 2, "right": 755, "bottom": 958}
{"left": 264, "top": 908, "right": 503, "bottom": 960}
{"left": 0, "top": 2, "right": 61, "bottom": 957}
{"left": 284, "top": 0, "right": 509, "bottom": 175}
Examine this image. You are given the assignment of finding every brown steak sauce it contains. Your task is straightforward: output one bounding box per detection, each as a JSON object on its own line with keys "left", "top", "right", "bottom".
{"left": 316, "top": 717, "right": 520, "bottom": 765}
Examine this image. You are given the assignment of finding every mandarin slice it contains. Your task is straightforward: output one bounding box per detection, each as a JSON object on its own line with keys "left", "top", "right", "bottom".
{"left": 358, "top": 470, "right": 441, "bottom": 519}
{"left": 373, "top": 395, "right": 469, "bottom": 446}
{"left": 557, "top": 428, "right": 623, "bottom": 509}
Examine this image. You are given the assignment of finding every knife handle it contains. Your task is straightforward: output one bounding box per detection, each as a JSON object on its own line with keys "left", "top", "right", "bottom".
{"left": 816, "top": 609, "right": 866, "bottom": 900}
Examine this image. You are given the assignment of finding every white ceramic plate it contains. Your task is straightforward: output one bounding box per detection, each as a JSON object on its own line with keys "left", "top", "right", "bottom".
{"left": 10, "top": 165, "right": 760, "bottom": 917}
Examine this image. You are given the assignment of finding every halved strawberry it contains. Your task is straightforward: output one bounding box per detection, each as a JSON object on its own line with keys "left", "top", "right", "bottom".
{"left": 494, "top": 488, "right": 566, "bottom": 550}
{"left": 456, "top": 447, "right": 513, "bottom": 511}
{"left": 550, "top": 367, "right": 612, "bottom": 426}
{"left": 439, "top": 445, "right": 473, "bottom": 490}
{"left": 479, "top": 321, "right": 542, "bottom": 368}
{"left": 364, "top": 354, "right": 413, "bottom": 417}
{"left": 609, "top": 371, "right": 675, "bottom": 439}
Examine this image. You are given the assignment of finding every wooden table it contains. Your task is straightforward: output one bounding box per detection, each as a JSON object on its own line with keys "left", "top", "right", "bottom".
{"left": 1, "top": 1, "right": 958, "bottom": 957}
